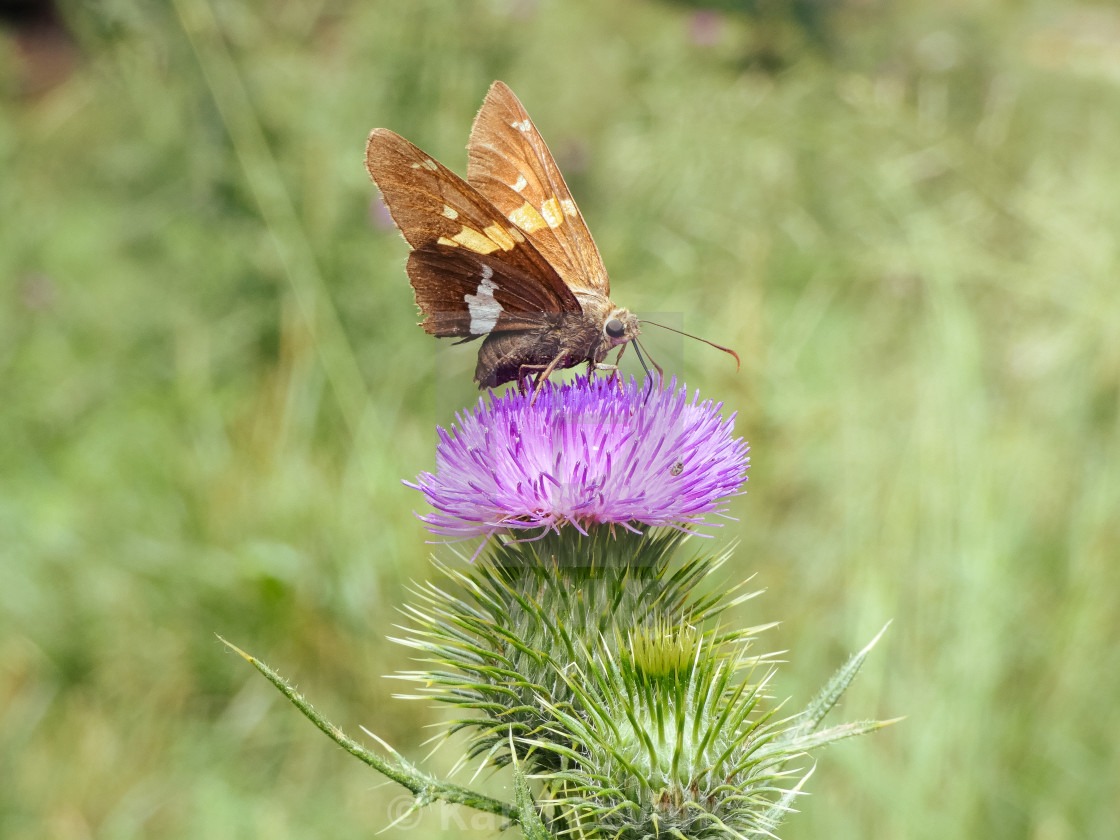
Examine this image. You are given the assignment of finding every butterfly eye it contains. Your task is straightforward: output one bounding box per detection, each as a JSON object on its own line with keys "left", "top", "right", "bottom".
{"left": 605, "top": 318, "right": 626, "bottom": 339}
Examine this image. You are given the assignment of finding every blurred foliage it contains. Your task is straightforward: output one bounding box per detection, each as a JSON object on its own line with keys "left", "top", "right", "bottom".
{"left": 2, "top": 0, "right": 1119, "bottom": 837}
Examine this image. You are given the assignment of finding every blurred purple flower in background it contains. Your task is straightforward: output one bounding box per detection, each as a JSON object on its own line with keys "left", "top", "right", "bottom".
{"left": 689, "top": 10, "right": 724, "bottom": 48}
{"left": 368, "top": 193, "right": 397, "bottom": 231}
{"left": 408, "top": 376, "right": 749, "bottom": 545}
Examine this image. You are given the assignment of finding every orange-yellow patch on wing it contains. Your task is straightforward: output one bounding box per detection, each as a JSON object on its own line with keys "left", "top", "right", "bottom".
{"left": 483, "top": 224, "right": 517, "bottom": 251}
{"left": 509, "top": 202, "right": 548, "bottom": 233}
{"left": 437, "top": 223, "right": 520, "bottom": 253}
{"left": 540, "top": 197, "right": 564, "bottom": 229}
{"left": 435, "top": 227, "right": 503, "bottom": 254}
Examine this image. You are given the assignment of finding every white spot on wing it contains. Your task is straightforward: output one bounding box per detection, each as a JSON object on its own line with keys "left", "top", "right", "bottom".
{"left": 465, "top": 265, "right": 503, "bottom": 334}
{"left": 441, "top": 204, "right": 459, "bottom": 220}
{"left": 512, "top": 174, "right": 528, "bottom": 192}
{"left": 511, "top": 119, "right": 532, "bottom": 132}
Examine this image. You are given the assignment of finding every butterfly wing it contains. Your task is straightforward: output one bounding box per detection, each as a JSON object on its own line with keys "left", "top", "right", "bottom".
{"left": 365, "top": 128, "right": 581, "bottom": 337}
{"left": 467, "top": 81, "right": 611, "bottom": 299}
{"left": 405, "top": 244, "right": 567, "bottom": 337}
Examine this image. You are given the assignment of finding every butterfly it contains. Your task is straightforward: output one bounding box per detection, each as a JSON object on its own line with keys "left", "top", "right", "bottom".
{"left": 365, "top": 81, "right": 642, "bottom": 394}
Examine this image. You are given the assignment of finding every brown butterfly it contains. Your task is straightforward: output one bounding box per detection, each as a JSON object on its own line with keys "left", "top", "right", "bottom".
{"left": 365, "top": 81, "right": 642, "bottom": 394}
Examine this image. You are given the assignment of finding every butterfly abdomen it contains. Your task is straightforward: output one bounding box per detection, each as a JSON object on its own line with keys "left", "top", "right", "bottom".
{"left": 475, "top": 313, "right": 606, "bottom": 388}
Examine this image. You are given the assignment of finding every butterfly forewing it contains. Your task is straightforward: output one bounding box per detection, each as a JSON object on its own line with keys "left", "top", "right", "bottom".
{"left": 467, "top": 81, "right": 610, "bottom": 298}
{"left": 365, "top": 128, "right": 580, "bottom": 336}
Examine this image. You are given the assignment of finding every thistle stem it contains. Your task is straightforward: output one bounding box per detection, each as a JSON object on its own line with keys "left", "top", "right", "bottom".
{"left": 218, "top": 636, "right": 519, "bottom": 821}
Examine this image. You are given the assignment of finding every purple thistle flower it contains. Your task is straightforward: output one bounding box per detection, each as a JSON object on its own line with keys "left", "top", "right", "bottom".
{"left": 407, "top": 376, "right": 749, "bottom": 546}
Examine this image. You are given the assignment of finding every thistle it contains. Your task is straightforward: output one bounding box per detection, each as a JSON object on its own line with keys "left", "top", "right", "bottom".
{"left": 394, "top": 376, "right": 893, "bottom": 837}
{"left": 233, "top": 375, "right": 894, "bottom": 838}
{"left": 407, "top": 376, "right": 748, "bottom": 543}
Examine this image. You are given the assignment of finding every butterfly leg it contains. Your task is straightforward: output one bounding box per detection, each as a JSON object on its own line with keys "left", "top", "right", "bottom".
{"left": 589, "top": 362, "right": 625, "bottom": 394}
{"left": 584, "top": 359, "right": 615, "bottom": 386}
{"left": 610, "top": 343, "right": 628, "bottom": 390}
{"left": 584, "top": 343, "right": 627, "bottom": 390}
{"left": 521, "top": 349, "right": 570, "bottom": 406}
{"left": 516, "top": 364, "right": 546, "bottom": 395}
{"left": 516, "top": 358, "right": 563, "bottom": 395}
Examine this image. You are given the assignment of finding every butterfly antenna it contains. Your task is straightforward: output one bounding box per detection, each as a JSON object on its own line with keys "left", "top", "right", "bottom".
{"left": 639, "top": 320, "right": 741, "bottom": 370}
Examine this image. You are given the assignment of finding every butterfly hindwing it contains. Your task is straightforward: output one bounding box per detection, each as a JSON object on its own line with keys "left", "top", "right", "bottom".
{"left": 467, "top": 81, "right": 610, "bottom": 298}
{"left": 365, "top": 128, "right": 580, "bottom": 336}
{"left": 407, "top": 243, "right": 569, "bottom": 337}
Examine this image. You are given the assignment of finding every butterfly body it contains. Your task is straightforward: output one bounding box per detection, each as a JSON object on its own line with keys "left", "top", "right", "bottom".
{"left": 366, "top": 82, "right": 640, "bottom": 392}
{"left": 475, "top": 304, "right": 639, "bottom": 388}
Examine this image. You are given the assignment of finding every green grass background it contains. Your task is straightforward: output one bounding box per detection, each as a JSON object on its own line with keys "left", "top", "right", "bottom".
{"left": 3, "top": 1, "right": 1119, "bottom": 837}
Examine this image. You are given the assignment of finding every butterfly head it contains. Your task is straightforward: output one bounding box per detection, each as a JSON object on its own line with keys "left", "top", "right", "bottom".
{"left": 603, "top": 308, "right": 641, "bottom": 349}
